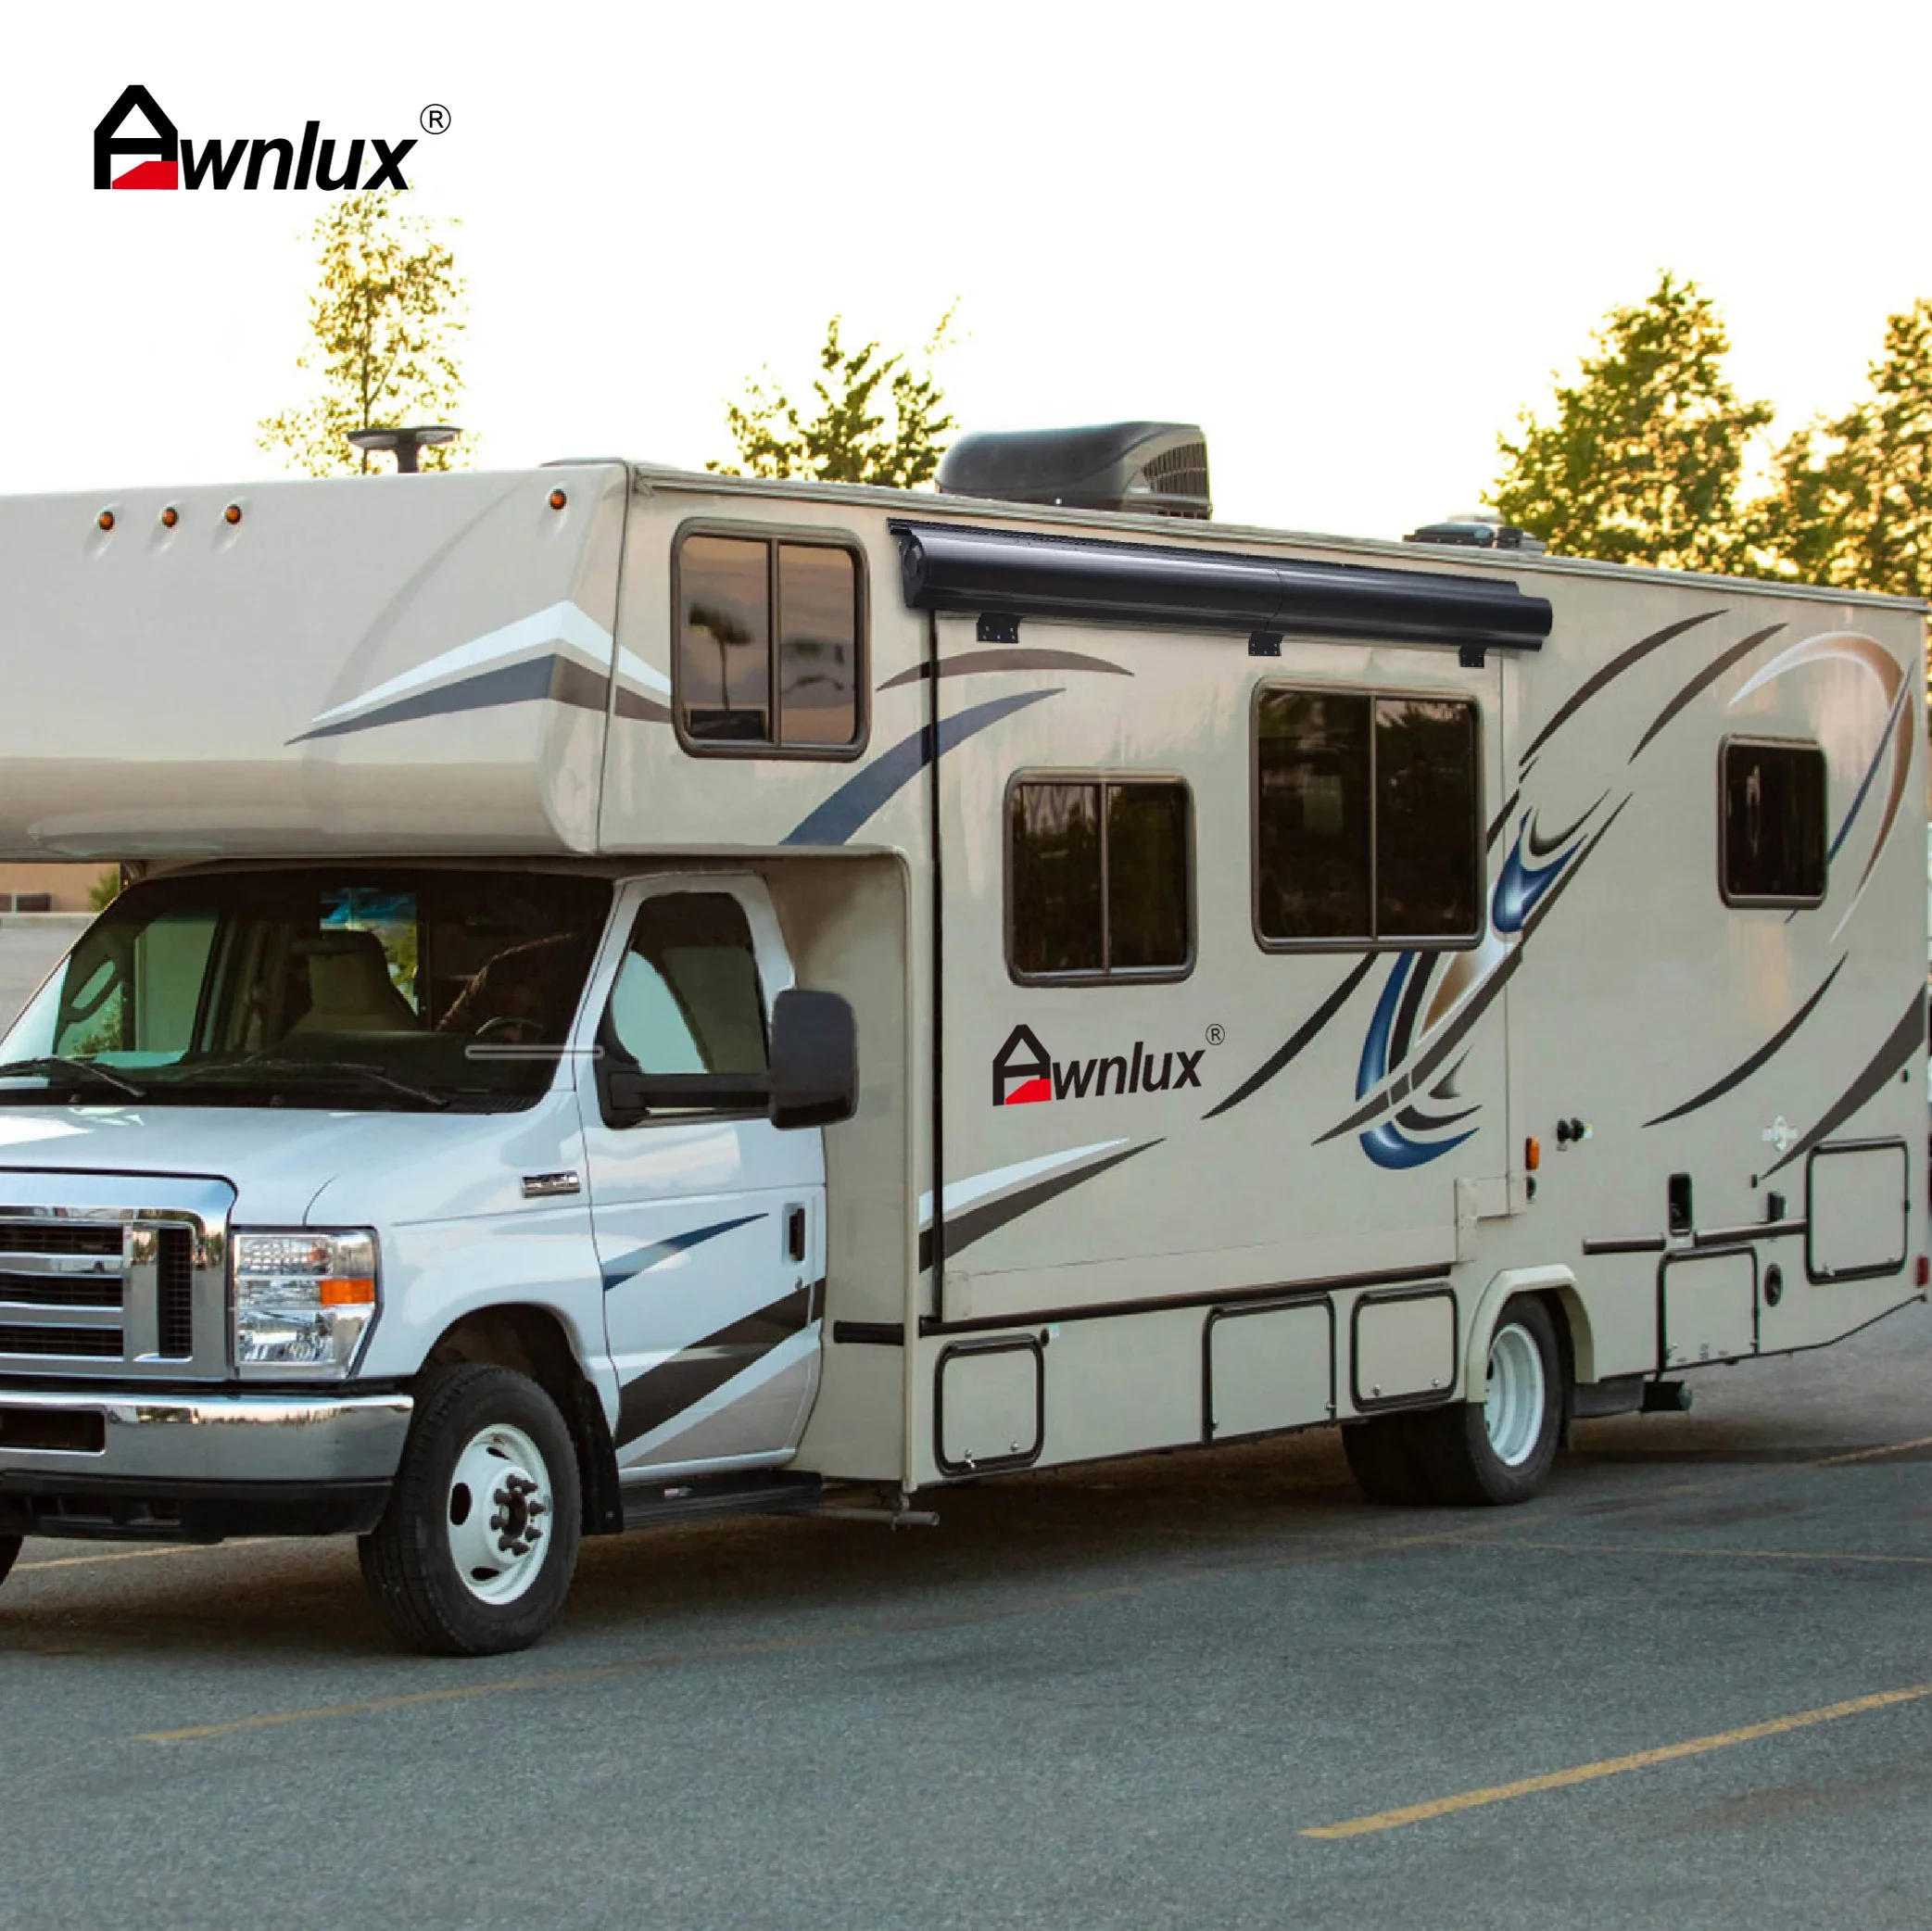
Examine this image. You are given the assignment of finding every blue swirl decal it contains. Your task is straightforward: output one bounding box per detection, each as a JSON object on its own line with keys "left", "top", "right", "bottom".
{"left": 1354, "top": 953, "right": 1478, "bottom": 1169}
{"left": 1491, "top": 822, "right": 1576, "bottom": 934}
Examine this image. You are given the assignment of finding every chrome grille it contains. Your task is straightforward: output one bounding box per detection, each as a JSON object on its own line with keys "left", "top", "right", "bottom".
{"left": 0, "top": 1175, "right": 234, "bottom": 1382}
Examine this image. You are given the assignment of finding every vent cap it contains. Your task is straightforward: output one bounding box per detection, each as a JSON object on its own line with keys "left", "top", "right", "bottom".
{"left": 937, "top": 422, "right": 1210, "bottom": 520}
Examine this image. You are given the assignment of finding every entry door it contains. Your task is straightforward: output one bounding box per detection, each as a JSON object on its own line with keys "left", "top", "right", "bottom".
{"left": 578, "top": 877, "right": 825, "bottom": 1477}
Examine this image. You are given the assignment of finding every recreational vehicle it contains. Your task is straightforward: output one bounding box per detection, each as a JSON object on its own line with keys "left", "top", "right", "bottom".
{"left": 0, "top": 427, "right": 1922, "bottom": 1654}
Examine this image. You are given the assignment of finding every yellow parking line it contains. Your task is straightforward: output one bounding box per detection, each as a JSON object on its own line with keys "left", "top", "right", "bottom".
{"left": 18, "top": 1540, "right": 263, "bottom": 1573}
{"left": 1305, "top": 1683, "right": 1932, "bottom": 1838}
{"left": 1816, "top": 1434, "right": 1932, "bottom": 1466}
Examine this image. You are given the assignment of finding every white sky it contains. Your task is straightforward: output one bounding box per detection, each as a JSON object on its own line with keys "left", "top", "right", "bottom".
{"left": 6, "top": 0, "right": 1929, "bottom": 542}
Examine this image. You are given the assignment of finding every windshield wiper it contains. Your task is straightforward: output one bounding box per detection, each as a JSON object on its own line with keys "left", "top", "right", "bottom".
{"left": 207, "top": 1057, "right": 451, "bottom": 1110}
{"left": 0, "top": 1056, "right": 148, "bottom": 1099}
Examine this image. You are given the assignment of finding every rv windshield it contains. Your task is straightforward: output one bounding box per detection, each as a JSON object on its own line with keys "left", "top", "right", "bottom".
{"left": 0, "top": 868, "right": 612, "bottom": 1112}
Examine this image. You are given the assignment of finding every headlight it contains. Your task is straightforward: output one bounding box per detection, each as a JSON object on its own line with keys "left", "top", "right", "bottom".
{"left": 232, "top": 1230, "right": 378, "bottom": 1379}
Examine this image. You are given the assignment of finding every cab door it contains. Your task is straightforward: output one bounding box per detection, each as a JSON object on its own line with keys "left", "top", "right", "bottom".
{"left": 576, "top": 877, "right": 825, "bottom": 1477}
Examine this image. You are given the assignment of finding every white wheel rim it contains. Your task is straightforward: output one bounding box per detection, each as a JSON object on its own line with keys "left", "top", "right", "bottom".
{"left": 1484, "top": 1323, "right": 1547, "bottom": 1468}
{"left": 445, "top": 1421, "right": 552, "bottom": 1606}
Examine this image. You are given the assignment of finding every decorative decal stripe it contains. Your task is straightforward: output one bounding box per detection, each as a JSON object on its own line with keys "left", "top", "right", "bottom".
{"left": 600, "top": 1212, "right": 767, "bottom": 1293}
{"left": 1518, "top": 611, "right": 1723, "bottom": 767}
{"left": 1484, "top": 789, "right": 1521, "bottom": 851}
{"left": 1762, "top": 988, "right": 1926, "bottom": 1180}
{"left": 784, "top": 688, "right": 1061, "bottom": 846}
{"left": 1628, "top": 623, "right": 1784, "bottom": 763}
{"left": 1203, "top": 956, "right": 1376, "bottom": 1120}
{"left": 614, "top": 688, "right": 674, "bottom": 725}
{"left": 292, "top": 653, "right": 608, "bottom": 743}
{"left": 918, "top": 1139, "right": 1161, "bottom": 1272}
{"left": 304, "top": 598, "right": 614, "bottom": 728}
{"left": 612, "top": 1282, "right": 814, "bottom": 1449}
{"left": 878, "top": 648, "right": 1131, "bottom": 690}
{"left": 917, "top": 1140, "right": 1129, "bottom": 1225}
{"left": 1642, "top": 958, "right": 1848, "bottom": 1129}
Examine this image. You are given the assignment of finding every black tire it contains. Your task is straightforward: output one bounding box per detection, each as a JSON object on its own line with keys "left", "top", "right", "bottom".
{"left": 1341, "top": 1413, "right": 1434, "bottom": 1505}
{"left": 0, "top": 1534, "right": 19, "bottom": 1588}
{"left": 1408, "top": 1295, "right": 1564, "bottom": 1506}
{"left": 359, "top": 1363, "right": 582, "bottom": 1657}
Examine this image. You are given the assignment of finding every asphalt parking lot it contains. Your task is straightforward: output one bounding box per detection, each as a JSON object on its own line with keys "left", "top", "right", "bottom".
{"left": 5, "top": 1298, "right": 1932, "bottom": 1930}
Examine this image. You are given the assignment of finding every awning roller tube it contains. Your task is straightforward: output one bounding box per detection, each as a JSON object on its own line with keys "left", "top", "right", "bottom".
{"left": 890, "top": 520, "right": 1551, "bottom": 653}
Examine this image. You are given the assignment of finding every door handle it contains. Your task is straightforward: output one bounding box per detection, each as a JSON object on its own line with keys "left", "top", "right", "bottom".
{"left": 786, "top": 1205, "right": 807, "bottom": 1265}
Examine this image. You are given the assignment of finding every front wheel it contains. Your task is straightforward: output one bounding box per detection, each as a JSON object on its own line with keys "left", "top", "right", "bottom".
{"left": 1410, "top": 1295, "right": 1564, "bottom": 1506}
{"left": 360, "top": 1364, "right": 583, "bottom": 1656}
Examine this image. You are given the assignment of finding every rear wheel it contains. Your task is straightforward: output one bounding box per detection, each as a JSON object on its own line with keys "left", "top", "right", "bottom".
{"left": 359, "top": 1364, "right": 582, "bottom": 1656}
{"left": 1410, "top": 1296, "right": 1563, "bottom": 1506}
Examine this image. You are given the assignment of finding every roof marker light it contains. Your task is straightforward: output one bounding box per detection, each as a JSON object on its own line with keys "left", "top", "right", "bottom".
{"left": 96, "top": 511, "right": 114, "bottom": 531}
{"left": 159, "top": 506, "right": 178, "bottom": 528}
{"left": 548, "top": 488, "right": 567, "bottom": 511}
{"left": 223, "top": 504, "right": 243, "bottom": 525}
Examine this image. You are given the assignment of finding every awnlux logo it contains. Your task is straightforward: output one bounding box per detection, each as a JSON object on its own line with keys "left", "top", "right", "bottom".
{"left": 95, "top": 84, "right": 416, "bottom": 191}
{"left": 992, "top": 1025, "right": 1203, "bottom": 1107}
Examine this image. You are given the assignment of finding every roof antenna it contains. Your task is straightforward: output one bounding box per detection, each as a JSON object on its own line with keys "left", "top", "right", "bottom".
{"left": 347, "top": 424, "right": 461, "bottom": 474}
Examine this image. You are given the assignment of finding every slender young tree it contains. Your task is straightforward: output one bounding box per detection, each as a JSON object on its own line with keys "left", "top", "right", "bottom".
{"left": 713, "top": 309, "right": 959, "bottom": 488}
{"left": 1748, "top": 299, "right": 1932, "bottom": 599}
{"left": 1490, "top": 273, "right": 1771, "bottom": 573}
{"left": 259, "top": 194, "right": 466, "bottom": 476}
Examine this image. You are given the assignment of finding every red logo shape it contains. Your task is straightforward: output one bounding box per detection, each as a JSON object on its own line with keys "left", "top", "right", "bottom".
{"left": 111, "top": 157, "right": 180, "bottom": 190}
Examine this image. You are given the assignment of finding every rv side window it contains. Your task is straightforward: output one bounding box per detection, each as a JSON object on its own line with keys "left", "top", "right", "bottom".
{"left": 1254, "top": 688, "right": 1480, "bottom": 947}
{"left": 1720, "top": 739, "right": 1826, "bottom": 904}
{"left": 1008, "top": 777, "right": 1192, "bottom": 981}
{"left": 674, "top": 529, "right": 865, "bottom": 755}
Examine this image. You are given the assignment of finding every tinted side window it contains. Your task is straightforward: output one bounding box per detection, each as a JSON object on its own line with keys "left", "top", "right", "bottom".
{"left": 1722, "top": 741, "right": 1826, "bottom": 903}
{"left": 1376, "top": 697, "right": 1479, "bottom": 938}
{"left": 1256, "top": 687, "right": 1480, "bottom": 947}
{"left": 1256, "top": 690, "right": 1371, "bottom": 940}
{"left": 676, "top": 531, "right": 862, "bottom": 753}
{"left": 1010, "top": 779, "right": 1191, "bottom": 979}
{"left": 608, "top": 893, "right": 768, "bottom": 1077}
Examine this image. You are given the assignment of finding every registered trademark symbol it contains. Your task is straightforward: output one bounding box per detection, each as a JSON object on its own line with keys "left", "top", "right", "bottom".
{"left": 1206, "top": 1024, "right": 1225, "bottom": 1046}
{"left": 421, "top": 104, "right": 450, "bottom": 134}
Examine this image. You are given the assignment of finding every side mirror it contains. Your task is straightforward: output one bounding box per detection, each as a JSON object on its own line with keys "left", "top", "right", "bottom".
{"left": 769, "top": 989, "right": 857, "bottom": 1130}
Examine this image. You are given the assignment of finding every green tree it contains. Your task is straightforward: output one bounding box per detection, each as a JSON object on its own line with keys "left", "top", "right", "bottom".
{"left": 713, "top": 309, "right": 958, "bottom": 488}
{"left": 1748, "top": 299, "right": 1932, "bottom": 599}
{"left": 1490, "top": 272, "right": 1772, "bottom": 573}
{"left": 258, "top": 194, "right": 466, "bottom": 476}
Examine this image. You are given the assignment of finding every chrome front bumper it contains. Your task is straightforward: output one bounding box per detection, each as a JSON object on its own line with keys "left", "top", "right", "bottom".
{"left": 0, "top": 1387, "right": 412, "bottom": 1484}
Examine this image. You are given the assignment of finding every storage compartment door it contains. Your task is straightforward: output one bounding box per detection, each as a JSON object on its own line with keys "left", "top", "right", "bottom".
{"left": 1351, "top": 1287, "right": 1457, "bottom": 1409}
{"left": 1206, "top": 1300, "right": 1333, "bottom": 1440}
{"left": 935, "top": 1337, "right": 1043, "bottom": 1476}
{"left": 1807, "top": 1141, "right": 1910, "bottom": 1283}
{"left": 1661, "top": 1249, "right": 1756, "bottom": 1367}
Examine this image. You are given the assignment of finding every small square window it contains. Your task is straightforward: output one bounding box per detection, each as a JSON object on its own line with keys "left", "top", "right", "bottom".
{"left": 1721, "top": 739, "right": 1826, "bottom": 904}
{"left": 675, "top": 529, "right": 864, "bottom": 754}
{"left": 1009, "top": 778, "right": 1191, "bottom": 981}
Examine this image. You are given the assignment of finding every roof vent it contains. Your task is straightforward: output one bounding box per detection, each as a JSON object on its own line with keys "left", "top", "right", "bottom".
{"left": 937, "top": 422, "right": 1211, "bottom": 520}
{"left": 1406, "top": 514, "right": 1547, "bottom": 555}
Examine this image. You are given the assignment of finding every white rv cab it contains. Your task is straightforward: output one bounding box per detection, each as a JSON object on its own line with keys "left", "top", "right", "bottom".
{"left": 0, "top": 430, "right": 1922, "bottom": 1653}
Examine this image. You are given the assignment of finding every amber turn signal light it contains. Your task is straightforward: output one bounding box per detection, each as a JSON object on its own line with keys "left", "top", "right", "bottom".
{"left": 320, "top": 1278, "right": 377, "bottom": 1308}
{"left": 1525, "top": 1136, "right": 1541, "bottom": 1172}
